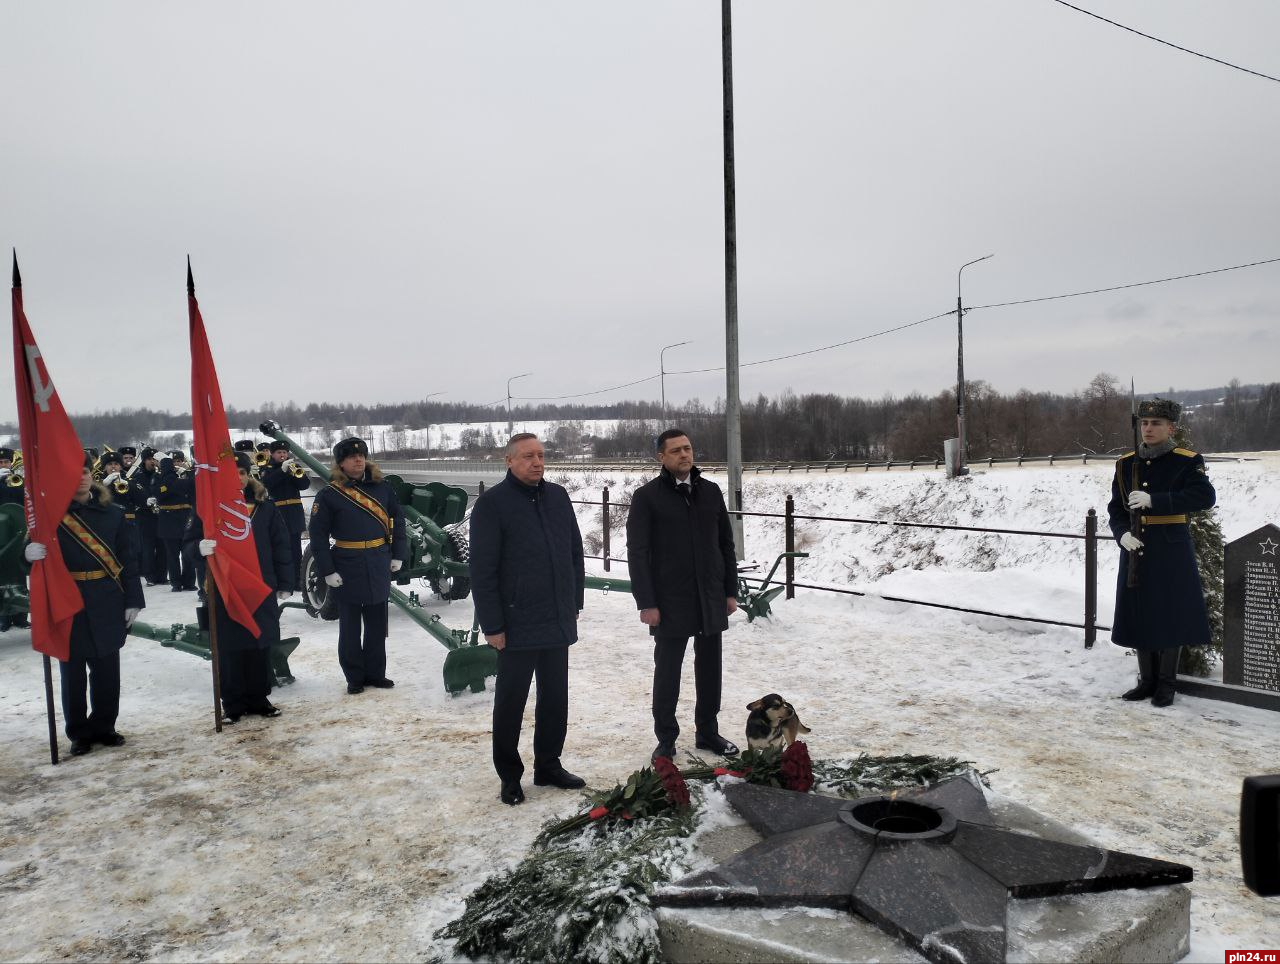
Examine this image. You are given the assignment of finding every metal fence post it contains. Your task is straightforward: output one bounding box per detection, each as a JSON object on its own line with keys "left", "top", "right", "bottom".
{"left": 602, "top": 486, "right": 611, "bottom": 572}
{"left": 477, "top": 480, "right": 485, "bottom": 496}
{"left": 785, "top": 493, "right": 795, "bottom": 599}
{"left": 1084, "top": 508, "right": 1097, "bottom": 648}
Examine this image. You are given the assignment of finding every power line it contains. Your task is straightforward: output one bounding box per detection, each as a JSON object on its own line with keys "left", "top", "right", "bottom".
{"left": 1049, "top": 0, "right": 1280, "bottom": 85}
{"left": 516, "top": 373, "right": 660, "bottom": 402}
{"left": 968, "top": 256, "right": 1280, "bottom": 311}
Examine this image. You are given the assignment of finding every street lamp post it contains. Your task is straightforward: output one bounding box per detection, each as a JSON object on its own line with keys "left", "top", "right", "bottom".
{"left": 955, "top": 254, "right": 994, "bottom": 477}
{"left": 507, "top": 372, "right": 533, "bottom": 439}
{"left": 659, "top": 340, "right": 692, "bottom": 424}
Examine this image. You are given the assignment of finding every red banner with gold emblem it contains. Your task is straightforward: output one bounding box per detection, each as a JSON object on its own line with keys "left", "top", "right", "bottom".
{"left": 11, "top": 256, "right": 86, "bottom": 662}
{"left": 188, "top": 263, "right": 270, "bottom": 635}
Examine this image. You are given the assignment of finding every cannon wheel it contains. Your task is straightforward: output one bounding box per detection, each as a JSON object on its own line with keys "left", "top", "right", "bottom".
{"left": 301, "top": 543, "right": 340, "bottom": 620}
{"left": 429, "top": 529, "right": 472, "bottom": 601}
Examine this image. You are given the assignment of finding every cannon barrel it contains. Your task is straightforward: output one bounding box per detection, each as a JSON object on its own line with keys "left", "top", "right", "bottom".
{"left": 259, "top": 419, "right": 330, "bottom": 478}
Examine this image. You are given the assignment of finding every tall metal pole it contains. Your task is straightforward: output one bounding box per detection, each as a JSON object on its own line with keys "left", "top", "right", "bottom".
{"left": 722, "top": 0, "right": 744, "bottom": 559}
{"left": 506, "top": 372, "right": 532, "bottom": 439}
{"left": 955, "top": 254, "right": 993, "bottom": 477}
{"left": 660, "top": 340, "right": 691, "bottom": 424}
{"left": 422, "top": 391, "right": 445, "bottom": 460}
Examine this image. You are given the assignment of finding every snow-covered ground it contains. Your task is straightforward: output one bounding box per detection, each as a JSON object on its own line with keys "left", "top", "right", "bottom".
{"left": 2, "top": 458, "right": 1278, "bottom": 961}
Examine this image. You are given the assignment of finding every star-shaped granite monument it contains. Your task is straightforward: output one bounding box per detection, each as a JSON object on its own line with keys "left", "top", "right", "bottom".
{"left": 655, "top": 777, "right": 1192, "bottom": 964}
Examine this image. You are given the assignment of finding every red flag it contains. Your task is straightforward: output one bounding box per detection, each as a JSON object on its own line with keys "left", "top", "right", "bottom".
{"left": 188, "top": 262, "right": 270, "bottom": 635}
{"left": 11, "top": 255, "right": 86, "bottom": 661}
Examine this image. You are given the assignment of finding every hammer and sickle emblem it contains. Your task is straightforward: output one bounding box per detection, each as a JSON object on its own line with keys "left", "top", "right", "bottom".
{"left": 24, "top": 345, "right": 55, "bottom": 413}
{"left": 217, "top": 502, "right": 254, "bottom": 542}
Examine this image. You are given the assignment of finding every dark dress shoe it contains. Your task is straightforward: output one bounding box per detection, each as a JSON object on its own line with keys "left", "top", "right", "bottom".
{"left": 347, "top": 684, "right": 365, "bottom": 695}
{"left": 170, "top": 586, "right": 184, "bottom": 593}
{"left": 97, "top": 732, "right": 126, "bottom": 747}
{"left": 221, "top": 712, "right": 242, "bottom": 725}
{"left": 695, "top": 733, "right": 740, "bottom": 756}
{"left": 652, "top": 742, "right": 676, "bottom": 763}
{"left": 69, "top": 738, "right": 93, "bottom": 756}
{"left": 500, "top": 781, "right": 525, "bottom": 805}
{"left": 366, "top": 678, "right": 395, "bottom": 689}
{"left": 250, "top": 701, "right": 282, "bottom": 717}
{"left": 1151, "top": 688, "right": 1176, "bottom": 708}
{"left": 1121, "top": 682, "right": 1155, "bottom": 701}
{"left": 534, "top": 768, "right": 586, "bottom": 790}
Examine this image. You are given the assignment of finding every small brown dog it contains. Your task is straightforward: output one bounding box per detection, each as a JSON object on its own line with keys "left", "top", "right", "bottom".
{"left": 745, "top": 693, "right": 812, "bottom": 751}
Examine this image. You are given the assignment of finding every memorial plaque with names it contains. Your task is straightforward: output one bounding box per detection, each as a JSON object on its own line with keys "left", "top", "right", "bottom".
{"left": 1223, "top": 523, "right": 1280, "bottom": 693}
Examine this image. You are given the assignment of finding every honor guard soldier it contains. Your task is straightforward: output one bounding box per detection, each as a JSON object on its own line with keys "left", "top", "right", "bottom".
{"left": 0, "top": 446, "right": 24, "bottom": 506}
{"left": 260, "top": 439, "right": 310, "bottom": 589}
{"left": 135, "top": 447, "right": 165, "bottom": 585}
{"left": 1109, "top": 398, "right": 1216, "bottom": 707}
{"left": 189, "top": 452, "right": 295, "bottom": 723}
{"left": 157, "top": 450, "right": 196, "bottom": 591}
{"left": 23, "top": 456, "right": 144, "bottom": 755}
{"left": 308, "top": 436, "right": 407, "bottom": 694}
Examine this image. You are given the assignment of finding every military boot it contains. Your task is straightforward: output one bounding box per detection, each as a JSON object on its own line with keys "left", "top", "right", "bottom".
{"left": 1121, "top": 650, "right": 1158, "bottom": 701}
{"left": 1151, "top": 647, "right": 1181, "bottom": 707}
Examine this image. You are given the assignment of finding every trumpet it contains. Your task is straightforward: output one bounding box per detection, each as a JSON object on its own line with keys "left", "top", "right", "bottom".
{"left": 5, "top": 470, "right": 22, "bottom": 488}
{"left": 111, "top": 478, "right": 130, "bottom": 495}
{"left": 254, "top": 449, "right": 270, "bottom": 468}
{"left": 283, "top": 458, "right": 306, "bottom": 480}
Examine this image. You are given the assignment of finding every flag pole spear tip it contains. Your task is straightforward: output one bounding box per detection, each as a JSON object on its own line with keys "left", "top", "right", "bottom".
{"left": 11, "top": 250, "right": 20, "bottom": 289}
{"left": 186, "top": 255, "right": 194, "bottom": 296}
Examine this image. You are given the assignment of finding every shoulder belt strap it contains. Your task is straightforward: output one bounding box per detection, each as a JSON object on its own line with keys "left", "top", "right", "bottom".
{"left": 1173, "top": 447, "right": 1197, "bottom": 457}
{"left": 326, "top": 481, "right": 391, "bottom": 540}
{"left": 59, "top": 513, "right": 124, "bottom": 589}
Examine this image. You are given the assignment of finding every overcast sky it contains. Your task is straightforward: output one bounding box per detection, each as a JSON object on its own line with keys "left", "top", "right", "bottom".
{"left": 2, "top": 1, "right": 1278, "bottom": 422}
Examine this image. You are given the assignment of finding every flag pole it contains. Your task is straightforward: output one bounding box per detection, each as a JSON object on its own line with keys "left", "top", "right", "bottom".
{"left": 42, "top": 654, "right": 59, "bottom": 765}
{"left": 207, "top": 571, "right": 224, "bottom": 733}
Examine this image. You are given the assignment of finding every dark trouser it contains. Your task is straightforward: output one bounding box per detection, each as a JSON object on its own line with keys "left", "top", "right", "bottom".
{"left": 59, "top": 651, "right": 121, "bottom": 741}
{"left": 337, "top": 601, "right": 389, "bottom": 686}
{"left": 139, "top": 521, "right": 162, "bottom": 581}
{"left": 492, "top": 646, "right": 569, "bottom": 783}
{"left": 163, "top": 537, "right": 193, "bottom": 590}
{"left": 289, "top": 531, "right": 303, "bottom": 594}
{"left": 219, "top": 646, "right": 273, "bottom": 715}
{"left": 653, "top": 632, "right": 722, "bottom": 745}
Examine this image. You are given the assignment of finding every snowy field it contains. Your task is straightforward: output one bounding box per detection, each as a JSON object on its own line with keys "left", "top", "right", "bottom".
{"left": 2, "top": 457, "right": 1278, "bottom": 961}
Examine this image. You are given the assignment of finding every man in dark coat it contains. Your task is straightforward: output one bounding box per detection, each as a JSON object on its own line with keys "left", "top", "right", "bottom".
{"left": 156, "top": 451, "right": 196, "bottom": 591}
{"left": 134, "top": 447, "right": 165, "bottom": 585}
{"left": 469, "top": 433, "right": 586, "bottom": 805}
{"left": 24, "top": 457, "right": 145, "bottom": 756}
{"left": 189, "top": 452, "right": 295, "bottom": 723}
{"left": 308, "top": 437, "right": 407, "bottom": 694}
{"left": 260, "top": 439, "right": 311, "bottom": 590}
{"left": 1109, "top": 398, "right": 1216, "bottom": 707}
{"left": 627, "top": 429, "right": 740, "bottom": 761}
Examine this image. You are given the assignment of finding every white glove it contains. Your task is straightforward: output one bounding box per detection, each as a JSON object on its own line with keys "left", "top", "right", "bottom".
{"left": 1126, "top": 490, "right": 1153, "bottom": 510}
{"left": 24, "top": 542, "right": 47, "bottom": 562}
{"left": 1120, "top": 532, "right": 1144, "bottom": 552}
{"left": 125, "top": 607, "right": 140, "bottom": 627}
{"left": 390, "top": 559, "right": 403, "bottom": 573}
{"left": 199, "top": 539, "right": 217, "bottom": 557}
{"left": 0, "top": 468, "right": 10, "bottom": 480}
{"left": 325, "top": 572, "right": 343, "bottom": 588}
{"left": 147, "top": 497, "right": 158, "bottom": 508}
{"left": 102, "top": 471, "right": 121, "bottom": 485}
{"left": 282, "top": 459, "right": 299, "bottom": 473}
{"left": 276, "top": 590, "right": 293, "bottom": 602}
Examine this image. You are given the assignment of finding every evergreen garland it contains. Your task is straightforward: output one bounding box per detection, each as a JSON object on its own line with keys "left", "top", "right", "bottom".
{"left": 435, "top": 751, "right": 986, "bottom": 963}
{"left": 1175, "top": 424, "right": 1226, "bottom": 676}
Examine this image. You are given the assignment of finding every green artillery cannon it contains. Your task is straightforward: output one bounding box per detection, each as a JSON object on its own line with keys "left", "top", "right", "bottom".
{"left": 259, "top": 419, "right": 496, "bottom": 694}
{"left": 0, "top": 503, "right": 300, "bottom": 682}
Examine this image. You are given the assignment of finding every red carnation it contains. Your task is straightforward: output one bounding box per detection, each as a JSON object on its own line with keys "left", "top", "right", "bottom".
{"left": 653, "top": 755, "right": 691, "bottom": 809}
{"left": 781, "top": 741, "right": 813, "bottom": 793}
{"left": 589, "top": 806, "right": 609, "bottom": 820}
{"left": 713, "top": 767, "right": 748, "bottom": 778}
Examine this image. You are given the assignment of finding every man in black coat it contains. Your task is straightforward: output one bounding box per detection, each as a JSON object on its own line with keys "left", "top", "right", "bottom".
{"left": 469, "top": 433, "right": 586, "bottom": 805}
{"left": 24, "top": 457, "right": 145, "bottom": 756}
{"left": 189, "top": 452, "right": 295, "bottom": 723}
{"left": 260, "top": 439, "right": 311, "bottom": 590}
{"left": 134, "top": 447, "right": 165, "bottom": 585}
{"left": 156, "top": 451, "right": 196, "bottom": 591}
{"left": 627, "top": 429, "right": 740, "bottom": 761}
{"left": 1108, "top": 398, "right": 1216, "bottom": 707}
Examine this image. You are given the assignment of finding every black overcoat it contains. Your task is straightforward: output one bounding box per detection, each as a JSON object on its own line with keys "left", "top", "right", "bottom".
{"left": 186, "top": 484, "right": 294, "bottom": 652}
{"left": 626, "top": 466, "right": 738, "bottom": 639}
{"left": 260, "top": 462, "right": 311, "bottom": 535}
{"left": 155, "top": 458, "right": 195, "bottom": 540}
{"left": 468, "top": 471, "right": 584, "bottom": 650}
{"left": 307, "top": 468, "right": 407, "bottom": 606}
{"left": 1108, "top": 446, "right": 1217, "bottom": 651}
{"left": 39, "top": 486, "right": 146, "bottom": 661}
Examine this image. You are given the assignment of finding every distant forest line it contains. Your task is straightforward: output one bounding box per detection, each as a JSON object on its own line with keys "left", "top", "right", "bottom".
{"left": 4, "top": 375, "right": 1277, "bottom": 462}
